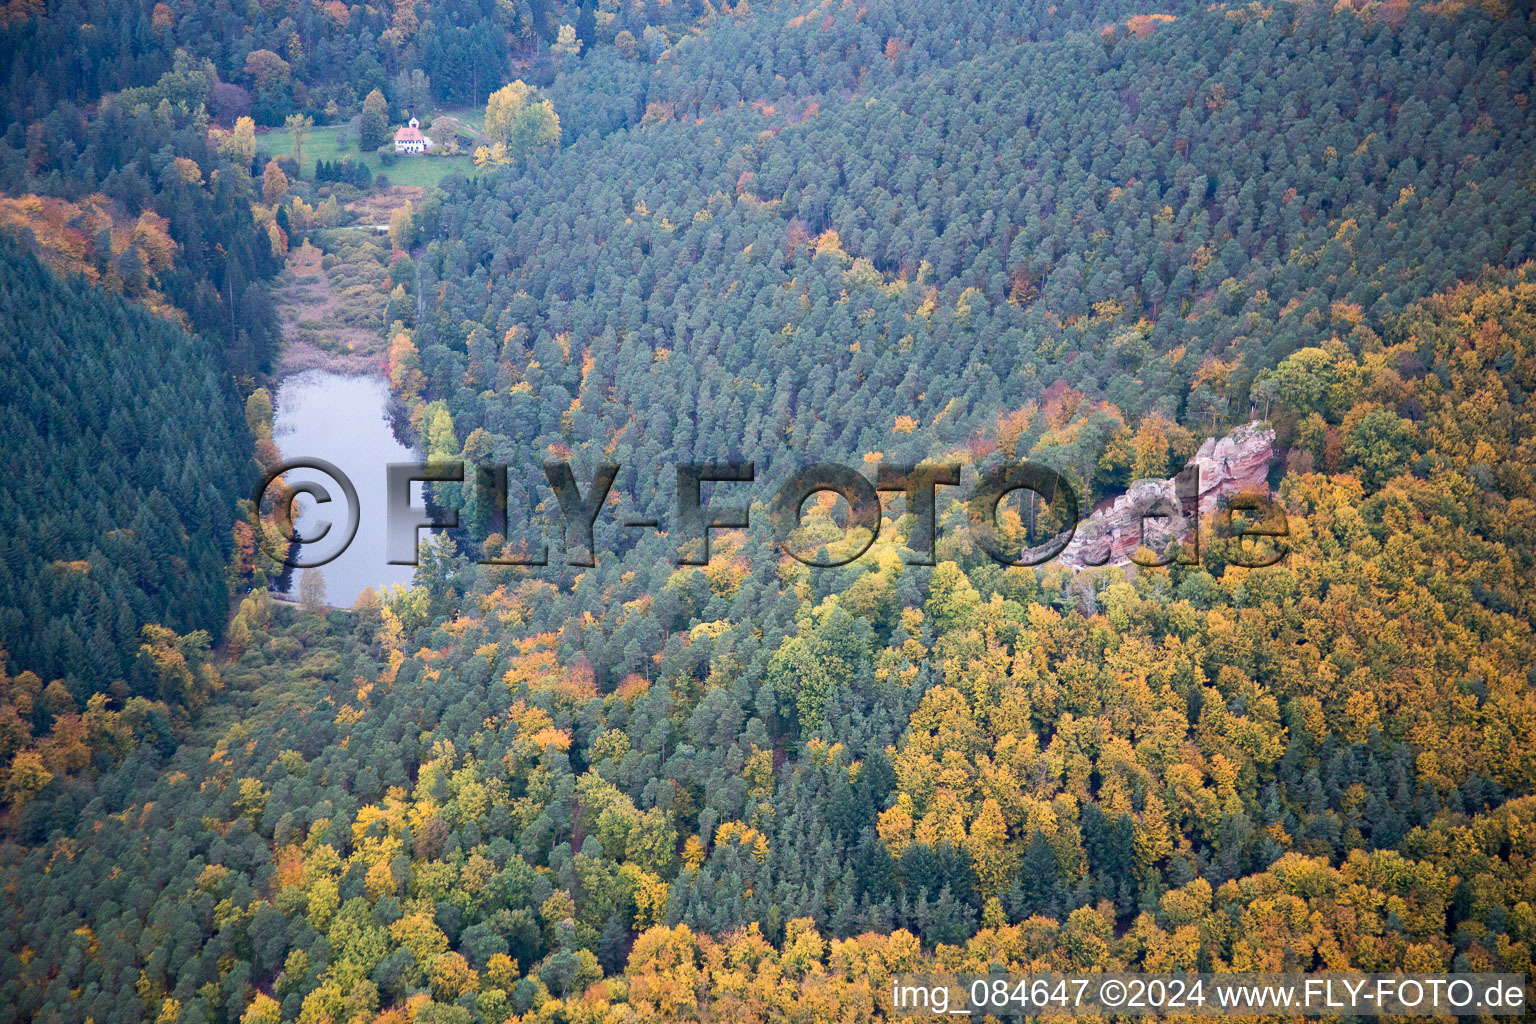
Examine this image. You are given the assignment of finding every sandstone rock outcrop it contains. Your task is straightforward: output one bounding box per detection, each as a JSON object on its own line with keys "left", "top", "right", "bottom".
{"left": 1058, "top": 422, "right": 1276, "bottom": 571}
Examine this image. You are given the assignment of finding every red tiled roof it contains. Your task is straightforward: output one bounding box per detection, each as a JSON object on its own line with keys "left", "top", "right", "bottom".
{"left": 394, "top": 126, "right": 424, "bottom": 142}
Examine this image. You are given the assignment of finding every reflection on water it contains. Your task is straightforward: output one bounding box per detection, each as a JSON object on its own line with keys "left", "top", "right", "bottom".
{"left": 272, "top": 371, "right": 416, "bottom": 605}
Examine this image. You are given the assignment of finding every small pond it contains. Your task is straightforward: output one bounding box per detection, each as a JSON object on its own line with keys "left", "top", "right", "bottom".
{"left": 271, "top": 371, "right": 418, "bottom": 605}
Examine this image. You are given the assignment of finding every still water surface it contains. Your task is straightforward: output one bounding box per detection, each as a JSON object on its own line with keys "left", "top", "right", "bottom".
{"left": 272, "top": 371, "right": 416, "bottom": 605}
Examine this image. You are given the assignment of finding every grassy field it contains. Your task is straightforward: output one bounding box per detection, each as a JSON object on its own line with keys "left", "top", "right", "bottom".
{"left": 257, "top": 120, "right": 478, "bottom": 189}
{"left": 438, "top": 106, "right": 487, "bottom": 135}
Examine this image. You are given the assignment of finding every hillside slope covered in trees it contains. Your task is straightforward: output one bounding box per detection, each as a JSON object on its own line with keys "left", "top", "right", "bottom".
{"left": 0, "top": 237, "right": 249, "bottom": 810}
{"left": 0, "top": 0, "right": 1200, "bottom": 127}
{"left": 401, "top": 0, "right": 1536, "bottom": 552}
{"left": 4, "top": 263, "right": 1536, "bottom": 1022}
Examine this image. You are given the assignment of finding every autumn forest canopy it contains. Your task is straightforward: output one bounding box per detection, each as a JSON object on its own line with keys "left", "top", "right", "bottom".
{"left": 2, "top": 0, "right": 1536, "bottom": 1022}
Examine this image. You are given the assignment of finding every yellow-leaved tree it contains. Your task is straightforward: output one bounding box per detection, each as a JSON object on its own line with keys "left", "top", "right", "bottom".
{"left": 483, "top": 81, "right": 560, "bottom": 165}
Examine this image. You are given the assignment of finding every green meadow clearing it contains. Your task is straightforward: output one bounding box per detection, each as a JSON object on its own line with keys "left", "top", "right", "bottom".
{"left": 256, "top": 114, "right": 480, "bottom": 189}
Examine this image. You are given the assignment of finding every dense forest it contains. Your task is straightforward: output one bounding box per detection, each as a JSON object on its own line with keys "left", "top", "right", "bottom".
{"left": 2, "top": 0, "right": 1536, "bottom": 1021}
{"left": 0, "top": 237, "right": 248, "bottom": 802}
{"left": 5, "top": 265, "right": 1536, "bottom": 1022}
{"left": 0, "top": 38, "right": 288, "bottom": 801}
{"left": 404, "top": 0, "right": 1536, "bottom": 572}
{"left": 0, "top": 0, "right": 1185, "bottom": 128}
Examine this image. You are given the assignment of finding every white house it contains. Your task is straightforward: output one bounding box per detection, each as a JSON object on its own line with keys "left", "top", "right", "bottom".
{"left": 393, "top": 116, "right": 427, "bottom": 155}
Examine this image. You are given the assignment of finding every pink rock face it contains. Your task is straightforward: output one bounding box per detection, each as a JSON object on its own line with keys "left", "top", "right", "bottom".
{"left": 1188, "top": 423, "right": 1276, "bottom": 517}
{"left": 1057, "top": 422, "right": 1275, "bottom": 571}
